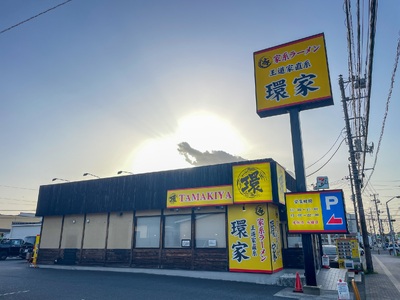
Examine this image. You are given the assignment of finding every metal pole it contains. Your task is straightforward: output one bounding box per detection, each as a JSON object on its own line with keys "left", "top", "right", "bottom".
{"left": 289, "top": 108, "right": 317, "bottom": 287}
{"left": 348, "top": 164, "right": 360, "bottom": 233}
{"left": 369, "top": 207, "right": 378, "bottom": 254}
{"left": 386, "top": 203, "right": 396, "bottom": 256}
{"left": 339, "top": 75, "right": 373, "bottom": 273}
{"left": 372, "top": 194, "right": 384, "bottom": 248}
{"left": 386, "top": 196, "right": 400, "bottom": 255}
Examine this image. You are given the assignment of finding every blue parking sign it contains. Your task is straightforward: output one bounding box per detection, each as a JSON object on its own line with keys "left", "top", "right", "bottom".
{"left": 320, "top": 190, "right": 348, "bottom": 232}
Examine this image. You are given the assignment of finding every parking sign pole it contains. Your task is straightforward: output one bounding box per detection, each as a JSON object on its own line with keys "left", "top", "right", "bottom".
{"left": 289, "top": 108, "right": 317, "bottom": 287}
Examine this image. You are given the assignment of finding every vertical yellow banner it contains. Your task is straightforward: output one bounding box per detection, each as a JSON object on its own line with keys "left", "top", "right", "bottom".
{"left": 276, "top": 163, "right": 287, "bottom": 205}
{"left": 233, "top": 162, "right": 273, "bottom": 203}
{"left": 267, "top": 204, "right": 283, "bottom": 272}
{"left": 228, "top": 204, "right": 272, "bottom": 273}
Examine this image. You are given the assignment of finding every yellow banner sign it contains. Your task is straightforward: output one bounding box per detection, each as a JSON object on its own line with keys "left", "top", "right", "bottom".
{"left": 167, "top": 185, "right": 233, "bottom": 208}
{"left": 268, "top": 204, "right": 283, "bottom": 272}
{"left": 254, "top": 33, "right": 333, "bottom": 117}
{"left": 228, "top": 203, "right": 282, "bottom": 273}
{"left": 285, "top": 192, "right": 324, "bottom": 232}
{"left": 275, "top": 163, "right": 287, "bottom": 205}
{"left": 233, "top": 162, "right": 272, "bottom": 203}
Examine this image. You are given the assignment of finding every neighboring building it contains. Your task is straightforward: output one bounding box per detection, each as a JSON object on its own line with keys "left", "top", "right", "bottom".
{"left": 8, "top": 222, "right": 42, "bottom": 239}
{"left": 35, "top": 158, "right": 317, "bottom": 273}
{"left": 0, "top": 214, "right": 42, "bottom": 238}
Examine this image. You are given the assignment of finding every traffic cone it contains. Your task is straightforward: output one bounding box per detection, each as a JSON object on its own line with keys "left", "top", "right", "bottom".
{"left": 293, "top": 272, "right": 303, "bottom": 293}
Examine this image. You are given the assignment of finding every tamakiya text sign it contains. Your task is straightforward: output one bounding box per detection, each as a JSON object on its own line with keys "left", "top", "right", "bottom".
{"left": 254, "top": 33, "right": 333, "bottom": 117}
{"left": 167, "top": 185, "right": 233, "bottom": 208}
{"left": 285, "top": 189, "right": 348, "bottom": 233}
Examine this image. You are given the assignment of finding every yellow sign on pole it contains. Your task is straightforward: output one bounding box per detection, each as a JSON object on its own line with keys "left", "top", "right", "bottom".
{"left": 254, "top": 33, "right": 333, "bottom": 117}
{"left": 286, "top": 192, "right": 324, "bottom": 232}
{"left": 285, "top": 190, "right": 347, "bottom": 233}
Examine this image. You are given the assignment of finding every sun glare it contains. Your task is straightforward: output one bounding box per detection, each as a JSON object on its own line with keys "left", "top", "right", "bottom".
{"left": 128, "top": 112, "right": 247, "bottom": 174}
{"left": 176, "top": 112, "right": 245, "bottom": 155}
{"left": 129, "top": 136, "right": 190, "bottom": 174}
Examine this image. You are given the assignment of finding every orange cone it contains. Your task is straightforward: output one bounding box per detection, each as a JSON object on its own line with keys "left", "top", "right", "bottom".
{"left": 293, "top": 272, "right": 304, "bottom": 293}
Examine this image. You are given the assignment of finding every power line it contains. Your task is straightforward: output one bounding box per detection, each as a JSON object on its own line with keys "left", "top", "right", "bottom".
{"left": 0, "top": 197, "right": 37, "bottom": 203}
{"left": 306, "top": 128, "right": 345, "bottom": 169}
{"left": 306, "top": 138, "right": 345, "bottom": 178}
{"left": 0, "top": 0, "right": 73, "bottom": 35}
{"left": 0, "top": 209, "right": 36, "bottom": 212}
{"left": 0, "top": 184, "right": 37, "bottom": 191}
{"left": 363, "top": 33, "right": 400, "bottom": 192}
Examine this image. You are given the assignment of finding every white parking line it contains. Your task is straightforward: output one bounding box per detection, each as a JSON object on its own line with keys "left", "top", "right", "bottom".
{"left": 0, "top": 290, "right": 29, "bottom": 297}
{"left": 373, "top": 254, "right": 400, "bottom": 293}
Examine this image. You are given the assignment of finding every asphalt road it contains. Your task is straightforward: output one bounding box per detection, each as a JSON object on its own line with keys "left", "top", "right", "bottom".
{"left": 0, "top": 259, "right": 292, "bottom": 300}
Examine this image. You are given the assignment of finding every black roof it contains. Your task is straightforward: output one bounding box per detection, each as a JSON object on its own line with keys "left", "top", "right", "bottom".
{"left": 36, "top": 158, "right": 296, "bottom": 216}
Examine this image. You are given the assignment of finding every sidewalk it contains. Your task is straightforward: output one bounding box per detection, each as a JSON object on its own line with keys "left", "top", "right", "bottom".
{"left": 36, "top": 250, "right": 400, "bottom": 300}
{"left": 364, "top": 251, "right": 400, "bottom": 299}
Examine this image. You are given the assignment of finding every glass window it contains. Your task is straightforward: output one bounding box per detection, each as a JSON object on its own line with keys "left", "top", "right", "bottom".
{"left": 164, "top": 215, "right": 191, "bottom": 248}
{"left": 195, "top": 213, "right": 226, "bottom": 248}
{"left": 288, "top": 233, "right": 302, "bottom": 248}
{"left": 11, "top": 239, "right": 21, "bottom": 246}
{"left": 135, "top": 216, "right": 160, "bottom": 248}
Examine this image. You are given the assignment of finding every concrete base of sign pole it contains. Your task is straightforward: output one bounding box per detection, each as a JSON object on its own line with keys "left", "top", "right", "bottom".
{"left": 303, "top": 285, "right": 322, "bottom": 295}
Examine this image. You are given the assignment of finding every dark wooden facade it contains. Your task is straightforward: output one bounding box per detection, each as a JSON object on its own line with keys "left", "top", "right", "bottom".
{"left": 39, "top": 248, "right": 229, "bottom": 271}
{"left": 36, "top": 158, "right": 304, "bottom": 271}
{"left": 36, "top": 159, "right": 296, "bottom": 216}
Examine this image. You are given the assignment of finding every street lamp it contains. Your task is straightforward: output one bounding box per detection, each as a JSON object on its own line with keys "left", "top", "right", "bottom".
{"left": 52, "top": 178, "right": 69, "bottom": 182}
{"left": 117, "top": 171, "right": 133, "bottom": 175}
{"left": 83, "top": 172, "right": 100, "bottom": 179}
{"left": 386, "top": 195, "right": 400, "bottom": 256}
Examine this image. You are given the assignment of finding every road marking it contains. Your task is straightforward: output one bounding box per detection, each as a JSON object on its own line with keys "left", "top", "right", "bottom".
{"left": 373, "top": 254, "right": 400, "bottom": 293}
{"left": 0, "top": 290, "right": 29, "bottom": 297}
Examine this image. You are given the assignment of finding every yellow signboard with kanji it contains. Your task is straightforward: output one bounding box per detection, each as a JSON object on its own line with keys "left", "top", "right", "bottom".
{"left": 227, "top": 203, "right": 282, "bottom": 273}
{"left": 268, "top": 204, "right": 283, "bottom": 272}
{"left": 254, "top": 33, "right": 333, "bottom": 118}
{"left": 275, "top": 163, "right": 287, "bottom": 205}
{"left": 285, "top": 190, "right": 348, "bottom": 233}
{"left": 233, "top": 162, "right": 273, "bottom": 204}
{"left": 167, "top": 185, "right": 233, "bottom": 208}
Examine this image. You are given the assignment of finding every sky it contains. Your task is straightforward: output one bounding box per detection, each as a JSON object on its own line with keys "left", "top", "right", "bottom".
{"left": 1, "top": 1, "right": 400, "bottom": 231}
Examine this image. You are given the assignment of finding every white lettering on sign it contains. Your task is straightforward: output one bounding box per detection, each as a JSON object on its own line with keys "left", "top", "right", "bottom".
{"left": 325, "top": 196, "right": 338, "bottom": 210}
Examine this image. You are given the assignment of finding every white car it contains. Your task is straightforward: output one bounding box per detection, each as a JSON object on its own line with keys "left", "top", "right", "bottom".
{"left": 386, "top": 244, "right": 400, "bottom": 251}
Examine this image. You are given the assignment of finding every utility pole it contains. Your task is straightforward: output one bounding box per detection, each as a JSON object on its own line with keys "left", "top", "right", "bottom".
{"left": 369, "top": 208, "right": 377, "bottom": 242}
{"left": 339, "top": 75, "right": 373, "bottom": 273}
{"left": 347, "top": 164, "right": 360, "bottom": 233}
{"left": 371, "top": 194, "right": 384, "bottom": 247}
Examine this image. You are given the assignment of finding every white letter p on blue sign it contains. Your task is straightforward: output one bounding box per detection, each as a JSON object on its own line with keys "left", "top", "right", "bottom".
{"left": 325, "top": 196, "right": 338, "bottom": 210}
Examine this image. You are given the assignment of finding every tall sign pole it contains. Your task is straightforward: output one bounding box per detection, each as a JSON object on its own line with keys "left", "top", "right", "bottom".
{"left": 254, "top": 33, "right": 334, "bottom": 287}
{"left": 289, "top": 109, "right": 317, "bottom": 286}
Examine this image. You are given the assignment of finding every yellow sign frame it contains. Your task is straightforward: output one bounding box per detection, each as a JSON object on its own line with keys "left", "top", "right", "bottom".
{"left": 254, "top": 33, "right": 333, "bottom": 117}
